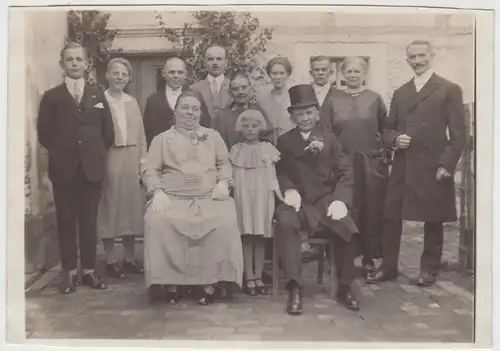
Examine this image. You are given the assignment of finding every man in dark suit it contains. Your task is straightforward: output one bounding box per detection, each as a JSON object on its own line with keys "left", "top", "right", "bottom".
{"left": 275, "top": 84, "right": 360, "bottom": 315}
{"left": 37, "top": 42, "right": 114, "bottom": 294}
{"left": 309, "top": 55, "right": 341, "bottom": 121}
{"left": 143, "top": 57, "right": 210, "bottom": 148}
{"left": 368, "top": 40, "right": 466, "bottom": 286}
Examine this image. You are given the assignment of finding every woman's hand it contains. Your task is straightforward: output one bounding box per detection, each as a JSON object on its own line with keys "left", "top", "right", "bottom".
{"left": 151, "top": 189, "right": 173, "bottom": 212}
{"left": 212, "top": 181, "right": 230, "bottom": 200}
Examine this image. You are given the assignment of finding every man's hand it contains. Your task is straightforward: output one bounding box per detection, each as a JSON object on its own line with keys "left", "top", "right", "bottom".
{"left": 284, "top": 189, "right": 301, "bottom": 212}
{"left": 436, "top": 166, "right": 452, "bottom": 181}
{"left": 212, "top": 181, "right": 230, "bottom": 200}
{"left": 326, "top": 200, "right": 348, "bottom": 220}
{"left": 395, "top": 134, "right": 412, "bottom": 149}
{"left": 151, "top": 190, "right": 173, "bottom": 213}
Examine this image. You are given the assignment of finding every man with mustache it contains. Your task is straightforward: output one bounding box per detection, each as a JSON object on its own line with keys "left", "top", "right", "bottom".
{"left": 143, "top": 57, "right": 210, "bottom": 149}
{"left": 368, "top": 40, "right": 466, "bottom": 286}
{"left": 190, "top": 45, "right": 232, "bottom": 121}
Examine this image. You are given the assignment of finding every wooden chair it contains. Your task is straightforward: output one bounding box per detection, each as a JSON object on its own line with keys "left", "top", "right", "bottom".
{"left": 271, "top": 229, "right": 337, "bottom": 299}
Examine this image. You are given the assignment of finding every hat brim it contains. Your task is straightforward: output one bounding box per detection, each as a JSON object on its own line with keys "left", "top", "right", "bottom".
{"left": 287, "top": 102, "right": 319, "bottom": 114}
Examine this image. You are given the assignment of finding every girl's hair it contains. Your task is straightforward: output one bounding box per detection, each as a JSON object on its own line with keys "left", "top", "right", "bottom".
{"left": 265, "top": 56, "right": 293, "bottom": 76}
{"left": 107, "top": 57, "right": 132, "bottom": 75}
{"left": 340, "top": 56, "right": 369, "bottom": 73}
{"left": 235, "top": 109, "right": 268, "bottom": 132}
{"left": 174, "top": 90, "right": 202, "bottom": 109}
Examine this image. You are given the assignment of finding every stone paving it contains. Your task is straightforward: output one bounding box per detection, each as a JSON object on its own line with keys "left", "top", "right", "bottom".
{"left": 25, "top": 222, "right": 474, "bottom": 342}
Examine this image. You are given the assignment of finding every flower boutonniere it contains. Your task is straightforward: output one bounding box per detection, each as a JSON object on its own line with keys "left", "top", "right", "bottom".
{"left": 190, "top": 130, "right": 208, "bottom": 145}
{"left": 304, "top": 136, "right": 324, "bottom": 155}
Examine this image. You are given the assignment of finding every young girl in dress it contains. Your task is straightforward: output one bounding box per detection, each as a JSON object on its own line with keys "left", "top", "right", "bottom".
{"left": 229, "top": 109, "right": 285, "bottom": 296}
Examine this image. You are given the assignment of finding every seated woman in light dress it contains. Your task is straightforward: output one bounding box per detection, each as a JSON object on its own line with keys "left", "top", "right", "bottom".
{"left": 142, "top": 91, "right": 244, "bottom": 305}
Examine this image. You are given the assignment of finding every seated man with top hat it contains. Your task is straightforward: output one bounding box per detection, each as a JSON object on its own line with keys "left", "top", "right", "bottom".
{"left": 275, "top": 84, "right": 360, "bottom": 315}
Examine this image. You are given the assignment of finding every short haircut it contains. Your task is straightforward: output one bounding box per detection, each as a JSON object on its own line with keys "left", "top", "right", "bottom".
{"left": 107, "top": 57, "right": 132, "bottom": 75}
{"left": 229, "top": 71, "right": 251, "bottom": 85}
{"left": 406, "top": 40, "right": 434, "bottom": 54}
{"left": 265, "top": 56, "right": 293, "bottom": 76}
{"left": 164, "top": 56, "right": 186, "bottom": 69}
{"left": 59, "top": 42, "right": 88, "bottom": 62}
{"left": 310, "top": 55, "right": 332, "bottom": 66}
{"left": 205, "top": 45, "right": 227, "bottom": 57}
{"left": 235, "top": 109, "right": 268, "bottom": 132}
{"left": 174, "top": 90, "right": 202, "bottom": 110}
{"left": 340, "top": 56, "right": 368, "bottom": 73}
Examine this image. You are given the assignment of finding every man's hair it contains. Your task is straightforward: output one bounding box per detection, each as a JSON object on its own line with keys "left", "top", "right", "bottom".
{"left": 59, "top": 42, "right": 88, "bottom": 62}
{"left": 164, "top": 56, "right": 186, "bottom": 70}
{"left": 107, "top": 57, "right": 132, "bottom": 75}
{"left": 406, "top": 40, "right": 434, "bottom": 54}
{"left": 229, "top": 71, "right": 251, "bottom": 85}
{"left": 310, "top": 55, "right": 332, "bottom": 67}
{"left": 204, "top": 44, "right": 227, "bottom": 58}
{"left": 265, "top": 56, "right": 293, "bottom": 76}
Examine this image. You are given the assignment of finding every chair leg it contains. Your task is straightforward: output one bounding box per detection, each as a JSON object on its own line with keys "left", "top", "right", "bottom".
{"left": 317, "top": 245, "right": 325, "bottom": 285}
{"left": 272, "top": 237, "right": 279, "bottom": 299}
{"left": 329, "top": 241, "right": 336, "bottom": 299}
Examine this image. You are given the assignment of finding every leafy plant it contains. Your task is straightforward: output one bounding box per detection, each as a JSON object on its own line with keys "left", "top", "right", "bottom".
{"left": 66, "top": 10, "right": 118, "bottom": 84}
{"left": 155, "top": 11, "right": 273, "bottom": 85}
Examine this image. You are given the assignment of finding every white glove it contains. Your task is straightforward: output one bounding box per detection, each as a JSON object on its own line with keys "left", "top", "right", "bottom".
{"left": 151, "top": 190, "right": 173, "bottom": 213}
{"left": 284, "top": 189, "right": 301, "bottom": 212}
{"left": 212, "top": 181, "right": 230, "bottom": 200}
{"left": 327, "top": 200, "right": 348, "bottom": 220}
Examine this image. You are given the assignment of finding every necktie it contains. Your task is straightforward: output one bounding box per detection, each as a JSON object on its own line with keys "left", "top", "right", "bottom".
{"left": 74, "top": 81, "right": 82, "bottom": 105}
{"left": 210, "top": 79, "right": 218, "bottom": 98}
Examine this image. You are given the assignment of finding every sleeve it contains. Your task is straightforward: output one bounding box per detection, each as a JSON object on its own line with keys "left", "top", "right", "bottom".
{"left": 331, "top": 137, "right": 354, "bottom": 208}
{"left": 320, "top": 97, "right": 335, "bottom": 134}
{"left": 142, "top": 134, "right": 165, "bottom": 197}
{"left": 275, "top": 137, "right": 297, "bottom": 193}
{"left": 142, "top": 97, "right": 154, "bottom": 150}
{"left": 37, "top": 91, "right": 54, "bottom": 151}
{"left": 137, "top": 101, "right": 148, "bottom": 174}
{"left": 199, "top": 96, "right": 212, "bottom": 128}
{"left": 101, "top": 95, "right": 115, "bottom": 150}
{"left": 376, "top": 95, "right": 389, "bottom": 141}
{"left": 438, "top": 84, "right": 467, "bottom": 173}
{"left": 381, "top": 91, "right": 402, "bottom": 149}
{"left": 213, "top": 131, "right": 232, "bottom": 185}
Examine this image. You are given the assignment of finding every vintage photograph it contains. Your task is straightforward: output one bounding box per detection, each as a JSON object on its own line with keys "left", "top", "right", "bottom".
{"left": 11, "top": 4, "right": 486, "bottom": 345}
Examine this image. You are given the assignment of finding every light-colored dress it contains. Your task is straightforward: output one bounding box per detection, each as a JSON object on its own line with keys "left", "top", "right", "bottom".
{"left": 142, "top": 126, "right": 243, "bottom": 287}
{"left": 255, "top": 88, "right": 294, "bottom": 144}
{"left": 97, "top": 91, "right": 146, "bottom": 240}
{"left": 229, "top": 142, "right": 280, "bottom": 238}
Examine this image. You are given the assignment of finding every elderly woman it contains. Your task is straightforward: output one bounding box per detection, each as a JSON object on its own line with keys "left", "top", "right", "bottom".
{"left": 97, "top": 58, "right": 146, "bottom": 278}
{"left": 142, "top": 91, "right": 244, "bottom": 305}
{"left": 256, "top": 56, "right": 294, "bottom": 144}
{"left": 321, "top": 56, "right": 390, "bottom": 278}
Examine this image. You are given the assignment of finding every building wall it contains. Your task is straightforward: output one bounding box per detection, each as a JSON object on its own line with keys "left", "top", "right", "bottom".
{"left": 24, "top": 9, "right": 67, "bottom": 272}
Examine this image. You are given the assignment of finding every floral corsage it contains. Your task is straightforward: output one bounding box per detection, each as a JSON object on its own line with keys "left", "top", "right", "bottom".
{"left": 190, "top": 130, "right": 208, "bottom": 145}
{"left": 304, "top": 136, "right": 324, "bottom": 155}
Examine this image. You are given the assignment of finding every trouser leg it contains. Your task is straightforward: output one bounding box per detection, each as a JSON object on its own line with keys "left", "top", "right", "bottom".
{"left": 421, "top": 222, "right": 444, "bottom": 276}
{"left": 380, "top": 218, "right": 403, "bottom": 274}
{"left": 275, "top": 206, "right": 303, "bottom": 288}
{"left": 102, "top": 238, "right": 117, "bottom": 264}
{"left": 122, "top": 235, "right": 136, "bottom": 263}
{"left": 332, "top": 234, "right": 357, "bottom": 287}
{"left": 52, "top": 181, "right": 78, "bottom": 272}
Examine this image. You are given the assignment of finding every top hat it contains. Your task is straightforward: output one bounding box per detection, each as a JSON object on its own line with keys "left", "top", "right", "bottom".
{"left": 287, "top": 84, "right": 319, "bottom": 114}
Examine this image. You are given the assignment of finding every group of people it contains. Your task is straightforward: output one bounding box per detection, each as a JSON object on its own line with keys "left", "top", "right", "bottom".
{"left": 37, "top": 39, "right": 466, "bottom": 316}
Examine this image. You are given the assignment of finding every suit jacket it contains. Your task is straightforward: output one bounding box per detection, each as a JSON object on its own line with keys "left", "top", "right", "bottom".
{"left": 276, "top": 126, "right": 358, "bottom": 241}
{"left": 315, "top": 84, "right": 342, "bottom": 122}
{"left": 382, "top": 73, "right": 466, "bottom": 222}
{"left": 142, "top": 88, "right": 211, "bottom": 149}
{"left": 37, "top": 83, "right": 114, "bottom": 185}
{"left": 190, "top": 76, "right": 232, "bottom": 121}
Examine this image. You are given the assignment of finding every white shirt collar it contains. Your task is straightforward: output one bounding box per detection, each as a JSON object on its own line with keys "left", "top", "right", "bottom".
{"left": 165, "top": 85, "right": 182, "bottom": 96}
{"left": 414, "top": 69, "right": 434, "bottom": 86}
{"left": 64, "top": 76, "right": 85, "bottom": 93}
{"left": 105, "top": 89, "right": 133, "bottom": 103}
{"left": 313, "top": 82, "right": 330, "bottom": 91}
{"left": 207, "top": 74, "right": 225, "bottom": 86}
{"left": 300, "top": 131, "right": 312, "bottom": 140}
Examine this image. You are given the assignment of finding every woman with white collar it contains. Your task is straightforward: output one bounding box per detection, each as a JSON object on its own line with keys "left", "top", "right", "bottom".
{"left": 97, "top": 57, "right": 147, "bottom": 278}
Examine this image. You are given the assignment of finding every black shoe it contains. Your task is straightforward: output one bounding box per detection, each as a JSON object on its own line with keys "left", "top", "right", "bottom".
{"left": 196, "top": 287, "right": 215, "bottom": 306}
{"left": 255, "top": 279, "right": 268, "bottom": 295}
{"left": 106, "top": 262, "right": 125, "bottom": 279}
{"left": 414, "top": 272, "right": 437, "bottom": 287}
{"left": 122, "top": 261, "right": 144, "bottom": 275}
{"left": 286, "top": 287, "right": 303, "bottom": 315}
{"left": 165, "top": 291, "right": 181, "bottom": 305}
{"left": 214, "top": 282, "right": 235, "bottom": 301}
{"left": 59, "top": 271, "right": 78, "bottom": 294}
{"left": 148, "top": 284, "right": 165, "bottom": 305}
{"left": 243, "top": 280, "right": 257, "bottom": 296}
{"left": 365, "top": 269, "right": 398, "bottom": 284}
{"left": 337, "top": 285, "right": 360, "bottom": 311}
{"left": 81, "top": 271, "right": 107, "bottom": 290}
{"left": 362, "top": 263, "right": 376, "bottom": 278}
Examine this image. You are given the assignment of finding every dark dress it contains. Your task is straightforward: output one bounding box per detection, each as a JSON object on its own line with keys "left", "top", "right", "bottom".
{"left": 322, "top": 89, "right": 390, "bottom": 262}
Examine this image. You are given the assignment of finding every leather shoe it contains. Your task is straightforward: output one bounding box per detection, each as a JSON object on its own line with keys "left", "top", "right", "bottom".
{"left": 337, "top": 286, "right": 360, "bottom": 311}
{"left": 415, "top": 272, "right": 437, "bottom": 287}
{"left": 123, "top": 261, "right": 144, "bottom": 275}
{"left": 365, "top": 270, "right": 398, "bottom": 284}
{"left": 59, "top": 271, "right": 78, "bottom": 294}
{"left": 81, "top": 271, "right": 107, "bottom": 290}
{"left": 286, "top": 287, "right": 303, "bottom": 315}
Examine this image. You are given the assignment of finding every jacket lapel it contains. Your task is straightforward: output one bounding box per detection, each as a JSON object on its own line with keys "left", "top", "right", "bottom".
{"left": 200, "top": 79, "right": 213, "bottom": 113}
{"left": 407, "top": 73, "right": 440, "bottom": 111}
{"left": 287, "top": 127, "right": 323, "bottom": 158}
